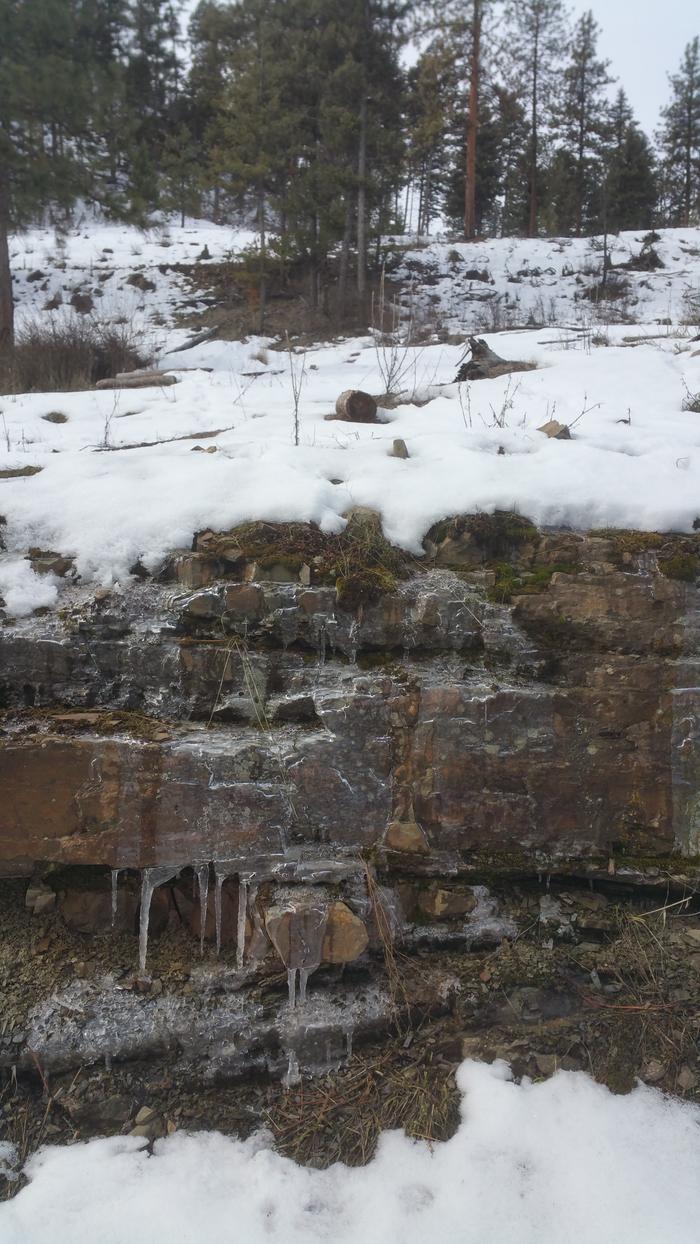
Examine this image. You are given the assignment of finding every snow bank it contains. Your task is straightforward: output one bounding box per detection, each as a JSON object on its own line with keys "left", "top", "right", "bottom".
{"left": 1, "top": 1061, "right": 698, "bottom": 1244}
{"left": 3, "top": 222, "right": 700, "bottom": 616}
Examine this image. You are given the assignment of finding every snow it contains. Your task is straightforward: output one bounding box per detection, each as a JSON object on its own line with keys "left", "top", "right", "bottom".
{"left": 2, "top": 221, "right": 700, "bottom": 617}
{"left": 1, "top": 1061, "right": 698, "bottom": 1244}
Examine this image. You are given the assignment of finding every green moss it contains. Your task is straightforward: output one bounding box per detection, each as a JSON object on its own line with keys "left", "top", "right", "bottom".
{"left": 336, "top": 567, "right": 398, "bottom": 610}
{"left": 595, "top": 529, "right": 665, "bottom": 555}
{"left": 658, "top": 553, "right": 699, "bottom": 582}
{"left": 200, "top": 513, "right": 415, "bottom": 602}
{"left": 488, "top": 562, "right": 580, "bottom": 604}
{"left": 427, "top": 511, "right": 539, "bottom": 563}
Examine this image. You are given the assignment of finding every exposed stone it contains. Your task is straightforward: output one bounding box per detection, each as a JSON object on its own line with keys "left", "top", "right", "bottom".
{"left": 64, "top": 1094, "right": 132, "bottom": 1130}
{"left": 321, "top": 902, "right": 369, "bottom": 963}
{"left": 27, "top": 551, "right": 74, "bottom": 577}
{"left": 25, "top": 883, "right": 56, "bottom": 915}
{"left": 537, "top": 419, "right": 571, "bottom": 440}
{"left": 417, "top": 886, "right": 477, "bottom": 920}
{"left": 182, "top": 591, "right": 223, "bottom": 620}
{"left": 383, "top": 821, "right": 431, "bottom": 854}
{"left": 677, "top": 1066, "right": 698, "bottom": 1091}
{"left": 390, "top": 438, "right": 410, "bottom": 459}
{"left": 134, "top": 1105, "right": 158, "bottom": 1125}
{"left": 223, "top": 584, "right": 266, "bottom": 619}
{"left": 265, "top": 900, "right": 329, "bottom": 969}
{"left": 59, "top": 886, "right": 138, "bottom": 935}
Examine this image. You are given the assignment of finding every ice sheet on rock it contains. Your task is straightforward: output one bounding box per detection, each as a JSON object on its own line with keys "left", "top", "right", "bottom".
{"left": 464, "top": 887, "right": 517, "bottom": 949}
{"left": 2, "top": 1061, "right": 699, "bottom": 1244}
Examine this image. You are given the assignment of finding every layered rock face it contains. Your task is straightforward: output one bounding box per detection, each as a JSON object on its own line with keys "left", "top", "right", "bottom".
{"left": 1, "top": 518, "right": 699, "bottom": 875}
{"left": 2, "top": 515, "right": 700, "bottom": 1101}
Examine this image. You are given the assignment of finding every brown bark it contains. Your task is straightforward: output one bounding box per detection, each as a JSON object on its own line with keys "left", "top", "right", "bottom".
{"left": 464, "top": 0, "right": 483, "bottom": 240}
{"left": 0, "top": 172, "right": 14, "bottom": 351}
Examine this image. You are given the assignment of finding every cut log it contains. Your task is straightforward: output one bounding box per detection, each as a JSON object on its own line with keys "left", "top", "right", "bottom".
{"left": 95, "top": 372, "right": 178, "bottom": 390}
{"left": 333, "top": 389, "right": 378, "bottom": 423}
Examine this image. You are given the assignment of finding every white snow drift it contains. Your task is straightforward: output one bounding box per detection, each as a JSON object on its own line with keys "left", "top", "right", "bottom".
{"left": 1, "top": 222, "right": 700, "bottom": 616}
{"left": 1, "top": 1061, "right": 698, "bottom": 1244}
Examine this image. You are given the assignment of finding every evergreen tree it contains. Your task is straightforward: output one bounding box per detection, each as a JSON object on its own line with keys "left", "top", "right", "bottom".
{"left": 503, "top": 0, "right": 567, "bottom": 236}
{"left": 658, "top": 37, "right": 700, "bottom": 227}
{"left": 555, "top": 10, "right": 612, "bottom": 235}
{"left": 0, "top": 0, "right": 95, "bottom": 347}
{"left": 123, "top": 0, "right": 183, "bottom": 216}
{"left": 604, "top": 90, "right": 656, "bottom": 232}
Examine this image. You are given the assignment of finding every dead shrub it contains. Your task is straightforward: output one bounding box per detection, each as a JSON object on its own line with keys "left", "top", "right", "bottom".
{"left": 0, "top": 315, "right": 151, "bottom": 395}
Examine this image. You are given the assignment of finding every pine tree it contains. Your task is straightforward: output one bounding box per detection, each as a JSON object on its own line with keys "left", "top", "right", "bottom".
{"left": 0, "top": 0, "right": 93, "bottom": 347}
{"left": 658, "top": 37, "right": 700, "bottom": 227}
{"left": 604, "top": 90, "right": 656, "bottom": 232}
{"left": 503, "top": 0, "right": 566, "bottom": 236}
{"left": 123, "top": 0, "right": 183, "bottom": 216}
{"left": 556, "top": 10, "right": 612, "bottom": 235}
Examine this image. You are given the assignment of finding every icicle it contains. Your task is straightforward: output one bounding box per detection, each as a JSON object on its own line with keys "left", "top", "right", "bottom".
{"left": 287, "top": 967, "right": 298, "bottom": 1009}
{"left": 236, "top": 875, "right": 249, "bottom": 971}
{"left": 345, "top": 1028, "right": 353, "bottom": 1060}
{"left": 138, "top": 872, "right": 155, "bottom": 975}
{"left": 298, "top": 967, "right": 310, "bottom": 1005}
{"left": 138, "top": 866, "right": 178, "bottom": 975}
{"left": 110, "top": 869, "right": 120, "bottom": 929}
{"left": 195, "top": 864, "right": 210, "bottom": 956}
{"left": 284, "top": 1050, "right": 300, "bottom": 1088}
{"left": 214, "top": 874, "right": 224, "bottom": 956}
{"left": 546, "top": 873, "right": 551, "bottom": 892}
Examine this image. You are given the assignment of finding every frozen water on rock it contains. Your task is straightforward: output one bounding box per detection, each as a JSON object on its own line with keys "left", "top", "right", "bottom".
{"left": 464, "top": 886, "right": 517, "bottom": 950}
{"left": 287, "top": 968, "right": 298, "bottom": 1010}
{"left": 195, "top": 864, "right": 210, "bottom": 956}
{"left": 236, "top": 876, "right": 249, "bottom": 972}
{"left": 139, "top": 868, "right": 179, "bottom": 975}
{"left": 110, "top": 870, "right": 121, "bottom": 929}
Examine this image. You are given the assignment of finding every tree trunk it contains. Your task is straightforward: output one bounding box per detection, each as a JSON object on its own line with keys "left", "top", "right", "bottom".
{"left": 337, "top": 200, "right": 353, "bottom": 321}
{"left": 528, "top": 20, "right": 540, "bottom": 237}
{"left": 464, "top": 0, "right": 482, "bottom": 240}
{"left": 257, "top": 182, "right": 267, "bottom": 335}
{"left": 357, "top": 84, "right": 368, "bottom": 297}
{"left": 0, "top": 173, "right": 14, "bottom": 352}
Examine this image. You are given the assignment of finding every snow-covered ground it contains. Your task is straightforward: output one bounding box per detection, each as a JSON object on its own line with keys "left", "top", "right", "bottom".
{"left": 394, "top": 227, "right": 700, "bottom": 334}
{"left": 1, "top": 1061, "right": 698, "bottom": 1244}
{"left": 1, "top": 220, "right": 700, "bottom": 617}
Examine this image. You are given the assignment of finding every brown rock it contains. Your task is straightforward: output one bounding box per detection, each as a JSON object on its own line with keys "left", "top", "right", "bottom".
{"left": 390, "top": 438, "right": 410, "bottom": 459}
{"left": 182, "top": 591, "right": 223, "bottom": 620}
{"left": 417, "top": 886, "right": 477, "bottom": 920}
{"left": 265, "top": 901, "right": 329, "bottom": 969}
{"left": 383, "top": 820, "right": 430, "bottom": 854}
{"left": 537, "top": 419, "right": 571, "bottom": 440}
{"left": 223, "top": 584, "right": 266, "bottom": 620}
{"left": 322, "top": 902, "right": 369, "bottom": 963}
{"left": 59, "top": 886, "right": 139, "bottom": 935}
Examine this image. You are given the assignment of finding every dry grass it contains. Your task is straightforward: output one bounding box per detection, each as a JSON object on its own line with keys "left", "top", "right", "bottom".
{"left": 0, "top": 315, "right": 151, "bottom": 395}
{"left": 264, "top": 1045, "right": 460, "bottom": 1169}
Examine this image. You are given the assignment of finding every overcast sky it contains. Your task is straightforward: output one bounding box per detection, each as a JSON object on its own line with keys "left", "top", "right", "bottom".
{"left": 179, "top": 0, "right": 698, "bottom": 137}
{"left": 569, "top": 0, "right": 698, "bottom": 134}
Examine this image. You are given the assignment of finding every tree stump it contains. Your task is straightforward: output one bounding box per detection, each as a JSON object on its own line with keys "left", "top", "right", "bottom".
{"left": 333, "top": 389, "right": 378, "bottom": 423}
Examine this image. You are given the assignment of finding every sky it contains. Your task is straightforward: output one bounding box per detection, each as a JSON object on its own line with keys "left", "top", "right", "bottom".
{"left": 570, "top": 0, "right": 698, "bottom": 134}
{"left": 179, "top": 0, "right": 698, "bottom": 137}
